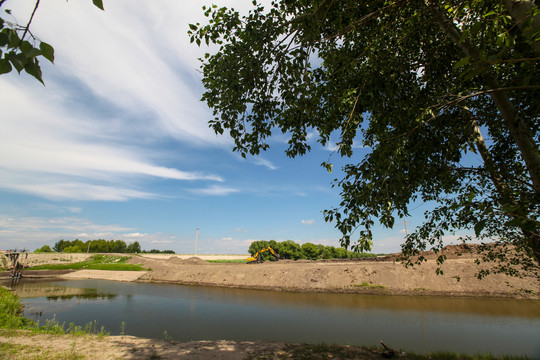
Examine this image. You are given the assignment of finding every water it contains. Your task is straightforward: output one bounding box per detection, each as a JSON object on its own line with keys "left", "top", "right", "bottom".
{"left": 9, "top": 278, "right": 540, "bottom": 358}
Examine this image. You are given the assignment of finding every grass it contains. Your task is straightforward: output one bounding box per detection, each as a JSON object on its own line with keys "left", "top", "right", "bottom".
{"left": 25, "top": 254, "right": 148, "bottom": 271}
{"left": 352, "top": 281, "right": 386, "bottom": 289}
{"left": 0, "top": 341, "right": 86, "bottom": 360}
{"left": 0, "top": 287, "right": 109, "bottom": 338}
{"left": 205, "top": 259, "right": 247, "bottom": 263}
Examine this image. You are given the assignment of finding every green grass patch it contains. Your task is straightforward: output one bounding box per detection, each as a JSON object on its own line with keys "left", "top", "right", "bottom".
{"left": 352, "top": 281, "right": 386, "bottom": 289}
{"left": 205, "top": 259, "right": 247, "bottom": 263}
{"left": 1, "top": 287, "right": 109, "bottom": 339}
{"left": 25, "top": 255, "right": 148, "bottom": 271}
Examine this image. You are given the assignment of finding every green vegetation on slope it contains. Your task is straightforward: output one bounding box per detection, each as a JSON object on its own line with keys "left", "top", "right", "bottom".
{"left": 0, "top": 287, "right": 108, "bottom": 337}
{"left": 26, "top": 254, "right": 148, "bottom": 271}
{"left": 248, "top": 240, "right": 376, "bottom": 261}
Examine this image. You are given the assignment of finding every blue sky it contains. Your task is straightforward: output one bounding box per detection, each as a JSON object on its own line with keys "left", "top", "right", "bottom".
{"left": 0, "top": 0, "right": 441, "bottom": 254}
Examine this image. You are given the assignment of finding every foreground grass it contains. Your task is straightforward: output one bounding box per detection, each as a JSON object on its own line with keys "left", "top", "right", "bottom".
{"left": 25, "top": 254, "right": 148, "bottom": 271}
{"left": 0, "top": 287, "right": 108, "bottom": 337}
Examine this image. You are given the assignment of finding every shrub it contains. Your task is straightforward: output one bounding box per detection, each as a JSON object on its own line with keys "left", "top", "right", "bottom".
{"left": 34, "top": 245, "right": 53, "bottom": 253}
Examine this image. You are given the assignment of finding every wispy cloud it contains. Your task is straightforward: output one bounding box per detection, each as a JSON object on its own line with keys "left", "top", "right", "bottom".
{"left": 301, "top": 219, "right": 315, "bottom": 225}
{"left": 253, "top": 157, "right": 279, "bottom": 170}
{"left": 0, "top": 1, "right": 229, "bottom": 202}
{"left": 188, "top": 185, "right": 240, "bottom": 196}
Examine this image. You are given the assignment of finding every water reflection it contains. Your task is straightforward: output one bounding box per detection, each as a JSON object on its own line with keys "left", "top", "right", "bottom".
{"left": 8, "top": 279, "right": 540, "bottom": 358}
{"left": 8, "top": 279, "right": 116, "bottom": 301}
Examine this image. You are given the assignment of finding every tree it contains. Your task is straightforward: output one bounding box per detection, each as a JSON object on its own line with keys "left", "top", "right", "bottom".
{"left": 127, "top": 241, "right": 141, "bottom": 254}
{"left": 34, "top": 245, "right": 52, "bottom": 253}
{"left": 301, "top": 242, "right": 321, "bottom": 260}
{"left": 190, "top": 0, "right": 539, "bottom": 274}
{"left": 0, "top": 0, "right": 103, "bottom": 83}
{"left": 52, "top": 239, "right": 66, "bottom": 252}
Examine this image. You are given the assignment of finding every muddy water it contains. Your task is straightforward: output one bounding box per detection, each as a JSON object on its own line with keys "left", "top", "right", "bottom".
{"left": 10, "top": 279, "right": 540, "bottom": 357}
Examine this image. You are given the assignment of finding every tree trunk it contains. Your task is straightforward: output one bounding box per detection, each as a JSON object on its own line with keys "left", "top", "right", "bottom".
{"left": 426, "top": 2, "right": 540, "bottom": 195}
{"left": 470, "top": 118, "right": 540, "bottom": 262}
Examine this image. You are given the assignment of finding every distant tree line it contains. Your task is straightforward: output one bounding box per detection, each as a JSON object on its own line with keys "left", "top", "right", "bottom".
{"left": 35, "top": 239, "right": 175, "bottom": 254}
{"left": 248, "top": 240, "right": 376, "bottom": 261}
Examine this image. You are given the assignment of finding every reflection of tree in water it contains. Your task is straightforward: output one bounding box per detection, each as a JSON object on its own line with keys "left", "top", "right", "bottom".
{"left": 46, "top": 288, "right": 117, "bottom": 301}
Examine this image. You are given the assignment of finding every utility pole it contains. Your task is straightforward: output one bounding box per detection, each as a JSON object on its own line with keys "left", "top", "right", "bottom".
{"left": 404, "top": 219, "right": 408, "bottom": 236}
{"left": 195, "top": 228, "right": 199, "bottom": 255}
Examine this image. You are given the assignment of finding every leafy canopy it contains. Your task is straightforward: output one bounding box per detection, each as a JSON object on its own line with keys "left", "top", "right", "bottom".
{"left": 190, "top": 0, "right": 539, "bottom": 274}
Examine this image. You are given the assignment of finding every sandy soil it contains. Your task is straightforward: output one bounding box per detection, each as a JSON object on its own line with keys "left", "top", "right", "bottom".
{"left": 0, "top": 332, "right": 330, "bottom": 360}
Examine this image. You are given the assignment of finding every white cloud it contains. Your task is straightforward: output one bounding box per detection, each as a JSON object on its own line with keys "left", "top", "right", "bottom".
{"left": 301, "top": 219, "right": 315, "bottom": 225}
{"left": 189, "top": 185, "right": 240, "bottom": 196}
{"left": 123, "top": 233, "right": 148, "bottom": 238}
{"left": 221, "top": 237, "right": 233, "bottom": 241}
{"left": 253, "top": 157, "right": 279, "bottom": 170}
{"left": 0, "top": 214, "right": 135, "bottom": 250}
{"left": 234, "top": 228, "right": 249, "bottom": 232}
{"left": 0, "top": 1, "right": 232, "bottom": 202}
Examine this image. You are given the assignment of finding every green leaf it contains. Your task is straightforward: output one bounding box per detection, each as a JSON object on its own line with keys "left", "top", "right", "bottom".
{"left": 24, "top": 60, "right": 44, "bottom": 85}
{"left": 7, "top": 52, "right": 24, "bottom": 73}
{"left": 20, "top": 41, "right": 41, "bottom": 58}
{"left": 0, "top": 58, "right": 12, "bottom": 74}
{"left": 189, "top": 23, "right": 198, "bottom": 31}
{"left": 92, "top": 0, "right": 104, "bottom": 10}
{"left": 474, "top": 219, "right": 487, "bottom": 237}
{"left": 454, "top": 56, "right": 469, "bottom": 69}
{"left": 40, "top": 42, "right": 54, "bottom": 63}
{"left": 0, "top": 32, "right": 7, "bottom": 46}
{"left": 7, "top": 29, "right": 19, "bottom": 49}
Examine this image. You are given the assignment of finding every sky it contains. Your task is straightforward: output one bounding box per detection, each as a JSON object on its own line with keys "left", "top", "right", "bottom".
{"left": 0, "top": 0, "right": 438, "bottom": 254}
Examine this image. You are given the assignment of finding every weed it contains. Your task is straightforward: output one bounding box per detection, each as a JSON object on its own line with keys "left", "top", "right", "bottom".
{"left": 162, "top": 330, "right": 173, "bottom": 342}
{"left": 352, "top": 281, "right": 386, "bottom": 289}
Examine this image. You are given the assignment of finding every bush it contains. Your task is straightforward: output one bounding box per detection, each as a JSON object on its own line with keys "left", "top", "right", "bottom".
{"left": 34, "top": 245, "right": 53, "bottom": 253}
{"left": 301, "top": 243, "right": 321, "bottom": 260}
{"left": 247, "top": 240, "right": 376, "bottom": 260}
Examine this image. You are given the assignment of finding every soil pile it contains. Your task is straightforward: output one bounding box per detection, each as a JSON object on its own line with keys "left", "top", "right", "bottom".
{"left": 126, "top": 252, "right": 539, "bottom": 298}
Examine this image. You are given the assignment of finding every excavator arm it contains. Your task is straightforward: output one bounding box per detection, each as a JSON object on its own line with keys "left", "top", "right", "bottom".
{"left": 247, "top": 247, "right": 280, "bottom": 263}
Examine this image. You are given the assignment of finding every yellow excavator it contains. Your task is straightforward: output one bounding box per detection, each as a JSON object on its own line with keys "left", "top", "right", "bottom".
{"left": 247, "top": 247, "right": 280, "bottom": 264}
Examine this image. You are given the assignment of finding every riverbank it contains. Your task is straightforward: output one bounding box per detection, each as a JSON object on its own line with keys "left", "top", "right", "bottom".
{"left": 8, "top": 250, "right": 540, "bottom": 298}
{"left": 1, "top": 331, "right": 519, "bottom": 360}
{"left": 125, "top": 255, "right": 539, "bottom": 298}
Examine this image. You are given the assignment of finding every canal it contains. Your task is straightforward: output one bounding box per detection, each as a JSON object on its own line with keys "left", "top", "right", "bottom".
{"left": 9, "top": 278, "right": 540, "bottom": 358}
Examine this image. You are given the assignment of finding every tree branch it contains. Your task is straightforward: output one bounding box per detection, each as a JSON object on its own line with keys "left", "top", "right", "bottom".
{"left": 426, "top": 1, "right": 540, "bottom": 194}
{"left": 21, "top": 0, "right": 40, "bottom": 42}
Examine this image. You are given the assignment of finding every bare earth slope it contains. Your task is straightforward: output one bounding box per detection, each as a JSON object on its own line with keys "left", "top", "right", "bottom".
{"left": 18, "top": 248, "right": 539, "bottom": 298}
{"left": 126, "top": 255, "right": 539, "bottom": 298}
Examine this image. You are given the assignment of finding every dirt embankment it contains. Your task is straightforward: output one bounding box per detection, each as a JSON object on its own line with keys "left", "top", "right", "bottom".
{"left": 13, "top": 246, "right": 540, "bottom": 298}
{"left": 125, "top": 254, "right": 539, "bottom": 298}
